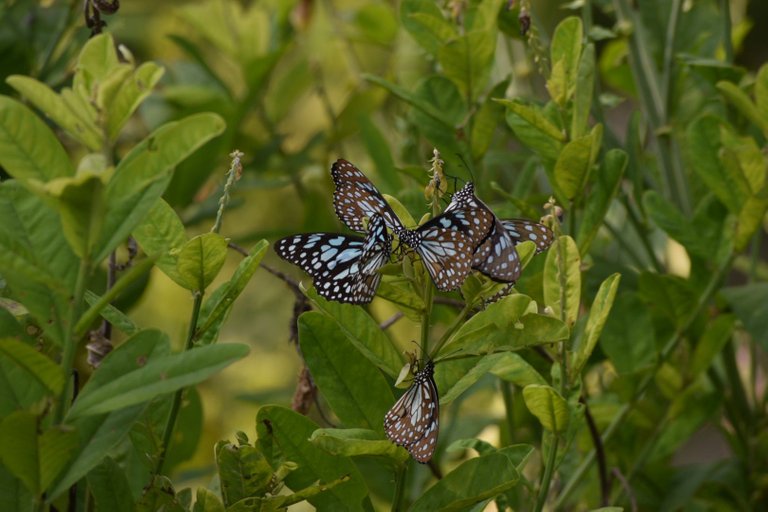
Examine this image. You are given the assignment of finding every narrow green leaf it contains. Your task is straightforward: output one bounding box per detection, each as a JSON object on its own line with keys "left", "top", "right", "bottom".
{"left": 554, "top": 133, "right": 594, "bottom": 200}
{"left": 67, "top": 342, "right": 249, "bottom": 419}
{"left": 84, "top": 291, "right": 139, "bottom": 336}
{"left": 471, "top": 79, "right": 509, "bottom": 159}
{"left": 6, "top": 76, "right": 102, "bottom": 150}
{"left": 400, "top": 0, "right": 457, "bottom": 55}
{"left": 0, "top": 96, "right": 75, "bottom": 183}
{"left": 547, "top": 17, "right": 583, "bottom": 105}
{"left": 364, "top": 74, "right": 457, "bottom": 126}
{"left": 215, "top": 441, "right": 274, "bottom": 505}
{"left": 721, "top": 284, "right": 768, "bottom": 351}
{"left": 107, "top": 62, "right": 165, "bottom": 141}
{"left": 132, "top": 198, "right": 188, "bottom": 287}
{"left": 543, "top": 236, "right": 581, "bottom": 326}
{"left": 86, "top": 457, "right": 135, "bottom": 512}
{"left": 755, "top": 64, "right": 768, "bottom": 134}
{"left": 571, "top": 43, "right": 595, "bottom": 138}
{"left": 359, "top": 117, "right": 401, "bottom": 191}
{"left": 307, "top": 289, "right": 403, "bottom": 377}
{"left": 410, "top": 451, "right": 520, "bottom": 511}
{"left": 176, "top": 233, "right": 228, "bottom": 291}
{"left": 197, "top": 240, "right": 269, "bottom": 342}
{"left": 94, "top": 112, "right": 225, "bottom": 262}
{"left": 500, "top": 99, "right": 565, "bottom": 164}
{"left": 689, "top": 315, "right": 735, "bottom": 379}
{"left": 0, "top": 338, "right": 65, "bottom": 395}
{"left": 572, "top": 273, "right": 621, "bottom": 374}
{"left": 716, "top": 81, "right": 768, "bottom": 135}
{"left": 0, "top": 464, "right": 33, "bottom": 512}
{"left": 299, "top": 313, "right": 394, "bottom": 431}
{"left": 309, "top": 428, "right": 408, "bottom": 462}
{"left": 577, "top": 149, "right": 626, "bottom": 254}
{"left": 255, "top": 406, "right": 373, "bottom": 511}
{"left": 0, "top": 411, "right": 39, "bottom": 494}
{"left": 522, "top": 384, "right": 569, "bottom": 433}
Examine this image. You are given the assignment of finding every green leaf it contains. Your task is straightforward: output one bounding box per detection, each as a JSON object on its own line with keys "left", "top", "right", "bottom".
{"left": 716, "top": 81, "right": 768, "bottom": 135}
{"left": 6, "top": 76, "right": 102, "bottom": 150}
{"left": 755, "top": 64, "right": 768, "bottom": 134}
{"left": 132, "top": 199, "right": 188, "bottom": 287}
{"left": 255, "top": 406, "right": 373, "bottom": 511}
{"left": 600, "top": 292, "right": 656, "bottom": 374}
{"left": 215, "top": 440, "right": 274, "bottom": 505}
{"left": 49, "top": 329, "right": 169, "bottom": 499}
{"left": 571, "top": 43, "right": 595, "bottom": 138}
{"left": 401, "top": 0, "right": 457, "bottom": 55}
{"left": 359, "top": 117, "right": 401, "bottom": 191}
{"left": 106, "top": 62, "right": 165, "bottom": 141}
{"left": 471, "top": 79, "right": 509, "bottom": 159}
{"left": 94, "top": 112, "right": 225, "bottom": 262}
{"left": 176, "top": 233, "right": 228, "bottom": 291}
{"left": 0, "top": 464, "right": 33, "bottom": 512}
{"left": 543, "top": 236, "right": 581, "bottom": 326}
{"left": 309, "top": 428, "right": 408, "bottom": 462}
{"left": 135, "top": 476, "right": 185, "bottom": 512}
{"left": 500, "top": 99, "right": 565, "bottom": 163}
{"left": 193, "top": 488, "right": 226, "bottom": 512}
{"left": 307, "top": 289, "right": 403, "bottom": 377}
{"left": 84, "top": 291, "right": 139, "bottom": 336}
{"left": 547, "top": 17, "right": 583, "bottom": 106}
{"left": 410, "top": 450, "right": 520, "bottom": 511}
{"left": 689, "top": 315, "right": 736, "bottom": 380}
{"left": 0, "top": 96, "right": 75, "bottom": 183}
{"left": 553, "top": 131, "right": 597, "bottom": 200}
{"left": 30, "top": 166, "right": 110, "bottom": 258}
{"left": 0, "top": 338, "right": 65, "bottom": 395}
{"left": 0, "top": 412, "right": 78, "bottom": 496}
{"left": 74, "top": 33, "right": 120, "bottom": 92}
{"left": 437, "top": 30, "right": 496, "bottom": 100}
{"left": 364, "top": 74, "right": 457, "bottom": 127}
{"left": 440, "top": 352, "right": 546, "bottom": 404}
{"left": 196, "top": 240, "right": 268, "bottom": 341}
{"left": 522, "top": 384, "right": 569, "bottom": 433}
{"left": 577, "top": 149, "right": 626, "bottom": 254}
{"left": 87, "top": 457, "right": 135, "bottom": 512}
{"left": 0, "top": 183, "right": 77, "bottom": 345}
{"left": 721, "top": 284, "right": 768, "bottom": 351}
{"left": 572, "top": 273, "right": 620, "bottom": 374}
{"left": 299, "top": 313, "right": 394, "bottom": 431}
{"left": 67, "top": 341, "right": 248, "bottom": 419}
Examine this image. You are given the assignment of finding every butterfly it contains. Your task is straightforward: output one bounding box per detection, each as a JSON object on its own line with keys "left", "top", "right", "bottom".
{"left": 446, "top": 182, "right": 554, "bottom": 283}
{"left": 331, "top": 159, "right": 494, "bottom": 291}
{"left": 384, "top": 360, "right": 439, "bottom": 463}
{"left": 274, "top": 213, "right": 392, "bottom": 304}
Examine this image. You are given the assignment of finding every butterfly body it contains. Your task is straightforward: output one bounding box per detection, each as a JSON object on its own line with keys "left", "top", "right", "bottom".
{"left": 274, "top": 214, "right": 391, "bottom": 304}
{"left": 384, "top": 360, "right": 439, "bottom": 463}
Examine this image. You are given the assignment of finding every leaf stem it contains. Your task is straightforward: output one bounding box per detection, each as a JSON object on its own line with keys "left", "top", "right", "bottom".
{"left": 55, "top": 257, "right": 91, "bottom": 424}
{"left": 154, "top": 290, "right": 204, "bottom": 475}
{"left": 535, "top": 432, "right": 558, "bottom": 512}
{"left": 429, "top": 302, "right": 474, "bottom": 359}
{"left": 554, "top": 252, "right": 734, "bottom": 507}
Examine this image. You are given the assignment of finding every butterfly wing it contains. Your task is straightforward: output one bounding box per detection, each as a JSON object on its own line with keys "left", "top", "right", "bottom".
{"left": 274, "top": 231, "right": 384, "bottom": 304}
{"left": 331, "top": 159, "right": 405, "bottom": 234}
{"left": 472, "top": 219, "right": 522, "bottom": 283}
{"left": 501, "top": 219, "right": 555, "bottom": 253}
{"left": 384, "top": 361, "right": 439, "bottom": 463}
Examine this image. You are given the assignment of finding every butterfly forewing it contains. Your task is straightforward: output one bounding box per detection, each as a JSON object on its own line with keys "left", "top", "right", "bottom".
{"left": 472, "top": 220, "right": 522, "bottom": 283}
{"left": 331, "top": 159, "right": 405, "bottom": 234}
{"left": 384, "top": 361, "right": 439, "bottom": 463}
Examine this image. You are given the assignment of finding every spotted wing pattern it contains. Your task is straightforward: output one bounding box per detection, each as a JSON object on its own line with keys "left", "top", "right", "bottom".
{"left": 274, "top": 214, "right": 391, "bottom": 304}
{"left": 331, "top": 159, "right": 405, "bottom": 234}
{"left": 384, "top": 360, "right": 439, "bottom": 463}
{"left": 500, "top": 219, "right": 555, "bottom": 253}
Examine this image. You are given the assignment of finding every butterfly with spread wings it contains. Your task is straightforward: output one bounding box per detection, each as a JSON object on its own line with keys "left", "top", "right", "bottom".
{"left": 274, "top": 213, "right": 392, "bottom": 304}
{"left": 384, "top": 360, "right": 439, "bottom": 463}
{"left": 446, "top": 182, "right": 554, "bottom": 283}
{"left": 331, "top": 159, "right": 494, "bottom": 291}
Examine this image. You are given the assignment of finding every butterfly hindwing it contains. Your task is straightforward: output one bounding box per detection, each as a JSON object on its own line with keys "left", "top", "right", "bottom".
{"left": 384, "top": 361, "right": 439, "bottom": 463}
{"left": 274, "top": 215, "right": 391, "bottom": 304}
{"left": 500, "top": 219, "right": 554, "bottom": 253}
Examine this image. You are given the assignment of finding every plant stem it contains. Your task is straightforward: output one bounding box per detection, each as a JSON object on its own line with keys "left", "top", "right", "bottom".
{"left": 720, "top": 0, "right": 733, "bottom": 62}
{"left": 430, "top": 302, "right": 473, "bottom": 359}
{"left": 582, "top": 398, "right": 609, "bottom": 505}
{"left": 155, "top": 290, "right": 204, "bottom": 475}
{"left": 535, "top": 433, "right": 558, "bottom": 512}
{"left": 391, "top": 464, "right": 408, "bottom": 512}
{"left": 554, "top": 252, "right": 734, "bottom": 507}
{"left": 55, "top": 257, "right": 91, "bottom": 424}
{"left": 501, "top": 381, "right": 515, "bottom": 441}
{"left": 420, "top": 281, "right": 434, "bottom": 359}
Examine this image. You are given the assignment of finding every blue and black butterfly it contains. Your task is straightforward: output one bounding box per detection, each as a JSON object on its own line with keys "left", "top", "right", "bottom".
{"left": 332, "top": 159, "right": 494, "bottom": 291}
{"left": 384, "top": 360, "right": 439, "bottom": 463}
{"left": 446, "top": 182, "right": 554, "bottom": 283}
{"left": 274, "top": 213, "right": 392, "bottom": 304}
